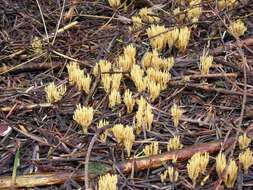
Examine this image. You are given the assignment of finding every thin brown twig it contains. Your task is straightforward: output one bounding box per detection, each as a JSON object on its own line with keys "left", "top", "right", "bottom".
{"left": 210, "top": 37, "right": 253, "bottom": 55}
{"left": 51, "top": 0, "right": 66, "bottom": 45}
{"left": 116, "top": 137, "right": 236, "bottom": 173}
{"left": 172, "top": 72, "right": 237, "bottom": 80}
{"left": 0, "top": 53, "right": 46, "bottom": 75}
{"left": 36, "top": 0, "right": 49, "bottom": 43}
{"left": 84, "top": 133, "right": 98, "bottom": 190}
{"left": 236, "top": 43, "right": 248, "bottom": 128}
{"left": 12, "top": 125, "right": 54, "bottom": 147}
{"left": 0, "top": 103, "right": 52, "bottom": 112}
{"left": 169, "top": 81, "right": 253, "bottom": 98}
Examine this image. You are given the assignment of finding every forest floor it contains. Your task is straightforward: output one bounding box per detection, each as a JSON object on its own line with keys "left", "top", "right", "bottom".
{"left": 0, "top": 0, "right": 253, "bottom": 189}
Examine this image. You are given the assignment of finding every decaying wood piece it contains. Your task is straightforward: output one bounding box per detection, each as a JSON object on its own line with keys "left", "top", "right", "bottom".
{"left": 0, "top": 172, "right": 86, "bottom": 189}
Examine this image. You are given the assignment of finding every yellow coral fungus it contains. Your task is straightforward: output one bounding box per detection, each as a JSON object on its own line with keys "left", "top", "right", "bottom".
{"left": 135, "top": 97, "right": 154, "bottom": 132}
{"left": 141, "top": 50, "right": 163, "bottom": 69}
{"left": 147, "top": 80, "right": 161, "bottom": 102}
{"left": 109, "top": 89, "right": 121, "bottom": 108}
{"left": 167, "top": 136, "right": 183, "bottom": 151}
{"left": 73, "top": 104, "right": 94, "bottom": 134}
{"left": 117, "top": 44, "right": 136, "bottom": 72}
{"left": 141, "top": 50, "right": 173, "bottom": 70}
{"left": 216, "top": 152, "right": 226, "bottom": 177}
{"left": 123, "top": 89, "right": 135, "bottom": 113}
{"left": 108, "top": 0, "right": 121, "bottom": 9}
{"left": 130, "top": 64, "right": 146, "bottom": 92}
{"left": 31, "top": 36, "right": 43, "bottom": 55}
{"left": 67, "top": 61, "right": 80, "bottom": 75}
{"left": 111, "top": 73, "right": 122, "bottom": 91}
{"left": 93, "top": 59, "right": 112, "bottom": 77}
{"left": 102, "top": 75, "right": 112, "bottom": 94}
{"left": 146, "top": 67, "right": 162, "bottom": 81}
{"left": 224, "top": 159, "right": 238, "bottom": 188}
{"left": 199, "top": 53, "right": 213, "bottom": 75}
{"left": 146, "top": 24, "right": 167, "bottom": 51}
{"left": 67, "top": 62, "right": 83, "bottom": 85}
{"left": 187, "top": 0, "right": 202, "bottom": 24}
{"left": 130, "top": 64, "right": 144, "bottom": 78}
{"left": 97, "top": 120, "right": 109, "bottom": 143}
{"left": 217, "top": 0, "right": 238, "bottom": 10}
{"left": 173, "top": 8, "right": 185, "bottom": 22}
{"left": 131, "top": 16, "right": 143, "bottom": 30}
{"left": 123, "top": 126, "right": 135, "bottom": 156}
{"left": 175, "top": 27, "right": 191, "bottom": 52}
{"left": 239, "top": 148, "right": 253, "bottom": 174}
{"left": 141, "top": 51, "right": 153, "bottom": 69}
{"left": 74, "top": 71, "right": 85, "bottom": 91}
{"left": 146, "top": 68, "right": 170, "bottom": 89}
{"left": 145, "top": 103, "right": 154, "bottom": 131}
{"left": 139, "top": 7, "right": 160, "bottom": 23}
{"left": 111, "top": 124, "right": 125, "bottom": 143}
{"left": 135, "top": 97, "right": 146, "bottom": 134}
{"left": 143, "top": 141, "right": 159, "bottom": 156}
{"left": 137, "top": 96, "right": 147, "bottom": 111}
{"left": 160, "top": 166, "right": 179, "bottom": 183}
{"left": 168, "top": 166, "right": 179, "bottom": 182}
{"left": 66, "top": 61, "right": 91, "bottom": 93}
{"left": 124, "top": 44, "right": 136, "bottom": 64}
{"left": 135, "top": 97, "right": 154, "bottom": 133}
{"left": 99, "top": 60, "right": 111, "bottom": 73}
{"left": 98, "top": 173, "right": 118, "bottom": 190}
{"left": 187, "top": 156, "right": 201, "bottom": 186}
{"left": 171, "top": 104, "right": 183, "bottom": 127}
{"left": 111, "top": 124, "right": 135, "bottom": 156}
{"left": 238, "top": 133, "right": 251, "bottom": 150}
{"left": 81, "top": 74, "right": 91, "bottom": 93}
{"left": 45, "top": 82, "right": 66, "bottom": 103}
{"left": 229, "top": 19, "right": 247, "bottom": 38}
{"left": 159, "top": 71, "right": 171, "bottom": 89}
{"left": 167, "top": 27, "right": 180, "bottom": 47}
{"left": 161, "top": 57, "right": 174, "bottom": 71}
{"left": 187, "top": 152, "right": 209, "bottom": 186}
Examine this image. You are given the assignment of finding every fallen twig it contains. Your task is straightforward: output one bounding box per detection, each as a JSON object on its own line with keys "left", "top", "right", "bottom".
{"left": 169, "top": 81, "right": 253, "bottom": 98}
{"left": 0, "top": 172, "right": 86, "bottom": 189}
{"left": 0, "top": 53, "right": 46, "bottom": 75}
{"left": 172, "top": 72, "right": 237, "bottom": 81}
{"left": 0, "top": 103, "right": 52, "bottom": 112}
{"left": 210, "top": 37, "right": 253, "bottom": 55}
{"left": 85, "top": 133, "right": 98, "bottom": 190}
{"left": 116, "top": 137, "right": 236, "bottom": 173}
{"left": 0, "top": 60, "right": 91, "bottom": 74}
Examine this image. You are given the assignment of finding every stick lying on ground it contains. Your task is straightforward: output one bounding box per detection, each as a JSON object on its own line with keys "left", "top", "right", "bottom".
{"left": 0, "top": 172, "right": 86, "bottom": 189}
{"left": 116, "top": 137, "right": 236, "bottom": 173}
{"left": 210, "top": 37, "right": 253, "bottom": 55}
{"left": 0, "top": 103, "right": 52, "bottom": 112}
{"left": 0, "top": 137, "right": 236, "bottom": 188}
